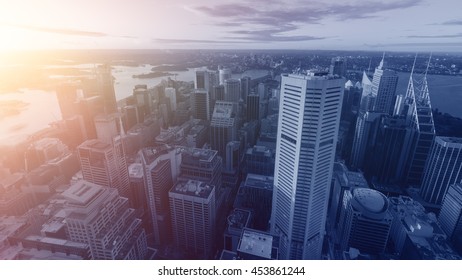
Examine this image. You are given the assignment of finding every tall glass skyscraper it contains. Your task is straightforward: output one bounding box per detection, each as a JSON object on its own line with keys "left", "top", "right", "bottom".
{"left": 271, "top": 72, "right": 344, "bottom": 259}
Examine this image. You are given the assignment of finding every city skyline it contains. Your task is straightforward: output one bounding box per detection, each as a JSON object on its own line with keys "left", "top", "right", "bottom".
{"left": 1, "top": 46, "right": 462, "bottom": 260}
{"left": 0, "top": 0, "right": 461, "bottom": 52}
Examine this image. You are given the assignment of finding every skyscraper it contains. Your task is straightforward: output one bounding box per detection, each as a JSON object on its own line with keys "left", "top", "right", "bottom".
{"left": 77, "top": 138, "right": 130, "bottom": 199}
{"left": 139, "top": 145, "right": 180, "bottom": 246}
{"left": 329, "top": 57, "right": 346, "bottom": 78}
{"left": 219, "top": 68, "right": 232, "bottom": 85}
{"left": 95, "top": 64, "right": 118, "bottom": 114}
{"left": 191, "top": 89, "right": 210, "bottom": 121}
{"left": 420, "top": 137, "right": 462, "bottom": 205}
{"left": 169, "top": 179, "right": 216, "bottom": 259}
{"left": 439, "top": 183, "right": 462, "bottom": 249}
{"left": 338, "top": 188, "right": 392, "bottom": 255}
{"left": 210, "top": 101, "right": 237, "bottom": 160}
{"left": 349, "top": 111, "right": 383, "bottom": 170}
{"left": 270, "top": 72, "right": 344, "bottom": 259}
{"left": 63, "top": 180, "right": 147, "bottom": 259}
{"left": 403, "top": 57, "right": 436, "bottom": 185}
{"left": 371, "top": 57, "right": 398, "bottom": 115}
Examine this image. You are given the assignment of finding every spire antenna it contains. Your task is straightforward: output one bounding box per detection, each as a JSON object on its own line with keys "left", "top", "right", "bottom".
{"left": 424, "top": 52, "right": 432, "bottom": 77}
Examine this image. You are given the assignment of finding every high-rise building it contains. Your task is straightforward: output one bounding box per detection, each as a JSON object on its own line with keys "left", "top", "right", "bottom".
{"left": 371, "top": 58, "right": 399, "bottom": 115}
{"left": 219, "top": 68, "right": 232, "bottom": 85}
{"left": 180, "top": 148, "right": 222, "bottom": 188}
{"left": 420, "top": 137, "right": 462, "bottom": 205}
{"left": 240, "top": 76, "right": 251, "bottom": 101}
{"left": 270, "top": 72, "right": 344, "bottom": 259}
{"left": 365, "top": 116, "right": 412, "bottom": 184}
{"left": 77, "top": 138, "right": 130, "bottom": 199}
{"left": 191, "top": 89, "right": 210, "bottom": 121}
{"left": 403, "top": 57, "right": 436, "bottom": 185}
{"left": 169, "top": 179, "right": 216, "bottom": 259}
{"left": 338, "top": 188, "right": 392, "bottom": 255}
{"left": 56, "top": 83, "right": 79, "bottom": 119}
{"left": 195, "top": 69, "right": 218, "bottom": 93}
{"left": 439, "top": 183, "right": 462, "bottom": 250}
{"left": 328, "top": 162, "right": 368, "bottom": 236}
{"left": 329, "top": 57, "right": 346, "bottom": 78}
{"left": 225, "top": 78, "right": 241, "bottom": 102}
{"left": 210, "top": 101, "right": 237, "bottom": 159}
{"left": 350, "top": 111, "right": 383, "bottom": 170}
{"left": 164, "top": 87, "right": 177, "bottom": 112}
{"left": 63, "top": 180, "right": 147, "bottom": 259}
{"left": 388, "top": 195, "right": 460, "bottom": 260}
{"left": 95, "top": 64, "right": 118, "bottom": 114}
{"left": 139, "top": 145, "right": 180, "bottom": 246}
{"left": 246, "top": 94, "right": 260, "bottom": 122}
{"left": 94, "top": 113, "right": 121, "bottom": 145}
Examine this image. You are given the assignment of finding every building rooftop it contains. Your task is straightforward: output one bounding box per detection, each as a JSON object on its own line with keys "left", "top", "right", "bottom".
{"left": 170, "top": 179, "right": 214, "bottom": 199}
{"left": 180, "top": 147, "right": 217, "bottom": 163}
{"left": 140, "top": 145, "right": 174, "bottom": 165}
{"left": 244, "top": 174, "right": 274, "bottom": 190}
{"left": 0, "top": 216, "right": 27, "bottom": 243}
{"left": 437, "top": 136, "right": 462, "bottom": 146}
{"left": 212, "top": 101, "right": 234, "bottom": 119}
{"left": 79, "top": 139, "right": 112, "bottom": 151}
{"left": 62, "top": 180, "right": 104, "bottom": 205}
{"left": 284, "top": 72, "right": 342, "bottom": 81}
{"left": 352, "top": 188, "right": 388, "bottom": 214}
{"left": 128, "top": 163, "right": 144, "bottom": 179}
{"left": 227, "top": 208, "right": 251, "bottom": 231}
{"left": 238, "top": 229, "right": 273, "bottom": 259}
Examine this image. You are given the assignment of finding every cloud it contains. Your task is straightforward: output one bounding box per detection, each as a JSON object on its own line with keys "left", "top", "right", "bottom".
{"left": 226, "top": 27, "right": 327, "bottom": 42}
{"left": 192, "top": 0, "right": 423, "bottom": 43}
{"left": 365, "top": 42, "right": 462, "bottom": 48}
{"left": 2, "top": 22, "right": 108, "bottom": 37}
{"left": 152, "top": 38, "right": 247, "bottom": 44}
{"left": 194, "top": 0, "right": 423, "bottom": 24}
{"left": 1, "top": 22, "right": 137, "bottom": 39}
{"left": 406, "top": 33, "right": 462, "bottom": 38}
{"left": 440, "top": 19, "right": 462, "bottom": 25}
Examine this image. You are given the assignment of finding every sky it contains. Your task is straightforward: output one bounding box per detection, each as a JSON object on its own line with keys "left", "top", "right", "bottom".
{"left": 0, "top": 0, "right": 461, "bottom": 52}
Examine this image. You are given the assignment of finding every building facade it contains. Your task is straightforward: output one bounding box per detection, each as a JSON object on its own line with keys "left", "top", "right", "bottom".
{"left": 270, "top": 72, "right": 344, "bottom": 259}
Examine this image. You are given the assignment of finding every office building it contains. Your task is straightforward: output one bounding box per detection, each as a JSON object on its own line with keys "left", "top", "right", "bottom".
{"left": 439, "top": 183, "right": 462, "bottom": 248}
{"left": 246, "top": 94, "right": 260, "bottom": 122}
{"left": 169, "top": 179, "right": 216, "bottom": 259}
{"left": 365, "top": 116, "right": 412, "bottom": 185}
{"left": 403, "top": 58, "right": 436, "bottom": 185}
{"left": 95, "top": 64, "right": 118, "bottom": 113}
{"left": 270, "top": 72, "right": 344, "bottom": 259}
{"left": 237, "top": 229, "right": 279, "bottom": 260}
{"left": 244, "top": 145, "right": 275, "bottom": 176}
{"left": 420, "top": 137, "right": 462, "bottom": 205}
{"left": 223, "top": 208, "right": 252, "bottom": 252}
{"left": 139, "top": 145, "right": 180, "bottom": 245}
{"left": 191, "top": 89, "right": 210, "bottom": 121}
{"left": 240, "top": 76, "right": 251, "bottom": 100}
{"left": 339, "top": 188, "right": 392, "bottom": 255}
{"left": 390, "top": 196, "right": 460, "bottom": 259}
{"left": 164, "top": 87, "right": 177, "bottom": 112}
{"left": 329, "top": 57, "right": 346, "bottom": 78}
{"left": 237, "top": 174, "right": 274, "bottom": 230}
{"left": 210, "top": 101, "right": 237, "bottom": 159}
{"left": 77, "top": 138, "right": 130, "bottom": 199}
{"left": 219, "top": 68, "right": 232, "bottom": 85}
{"left": 195, "top": 69, "right": 218, "bottom": 93}
{"left": 350, "top": 111, "right": 383, "bottom": 170}
{"left": 63, "top": 180, "right": 147, "bottom": 259}
{"left": 371, "top": 57, "right": 399, "bottom": 115}
{"left": 328, "top": 163, "right": 368, "bottom": 236}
